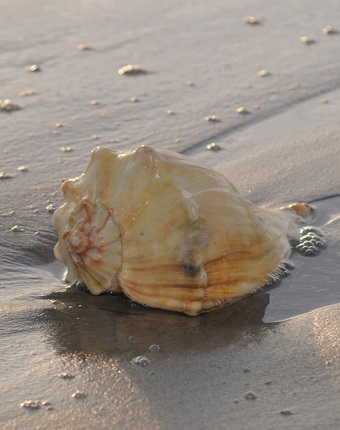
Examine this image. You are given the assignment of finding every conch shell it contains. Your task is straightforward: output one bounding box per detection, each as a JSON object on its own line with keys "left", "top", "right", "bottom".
{"left": 52, "top": 145, "right": 303, "bottom": 316}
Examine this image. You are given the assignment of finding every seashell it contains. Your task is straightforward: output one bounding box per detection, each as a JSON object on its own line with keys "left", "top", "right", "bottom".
{"left": 52, "top": 145, "right": 307, "bottom": 316}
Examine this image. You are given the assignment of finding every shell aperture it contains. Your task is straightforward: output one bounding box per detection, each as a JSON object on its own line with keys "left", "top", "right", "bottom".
{"left": 52, "top": 145, "right": 300, "bottom": 316}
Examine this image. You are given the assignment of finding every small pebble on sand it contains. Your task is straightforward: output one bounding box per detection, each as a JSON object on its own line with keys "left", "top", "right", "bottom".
{"left": 55, "top": 123, "right": 63, "bottom": 128}
{"left": 204, "top": 115, "right": 220, "bottom": 122}
{"left": 0, "top": 99, "right": 20, "bottom": 112}
{"left": 90, "top": 100, "right": 99, "bottom": 105}
{"left": 118, "top": 65, "right": 146, "bottom": 75}
{"left": 165, "top": 109, "right": 174, "bottom": 115}
{"left": 130, "top": 97, "right": 139, "bottom": 102}
{"left": 11, "top": 225, "right": 24, "bottom": 232}
{"left": 243, "top": 16, "right": 261, "bottom": 25}
{"left": 184, "top": 80, "right": 194, "bottom": 86}
{"left": 20, "top": 400, "right": 41, "bottom": 410}
{"left": 72, "top": 390, "right": 87, "bottom": 399}
{"left": 322, "top": 26, "right": 338, "bottom": 35}
{"left": 2, "top": 210, "right": 15, "bottom": 216}
{"left": 236, "top": 107, "right": 250, "bottom": 114}
{"left": 206, "top": 143, "right": 221, "bottom": 151}
{"left": 59, "top": 373, "right": 75, "bottom": 379}
{"left": 26, "top": 64, "right": 41, "bottom": 72}
{"left": 280, "top": 410, "right": 293, "bottom": 416}
{"left": 300, "top": 36, "right": 316, "bottom": 44}
{"left": 77, "top": 44, "right": 91, "bottom": 50}
{"left": 60, "top": 146, "right": 73, "bottom": 152}
{"left": 18, "top": 166, "right": 28, "bottom": 172}
{"left": 18, "top": 90, "right": 36, "bottom": 97}
{"left": 46, "top": 204, "right": 56, "bottom": 213}
{"left": 0, "top": 172, "right": 11, "bottom": 179}
{"left": 257, "top": 69, "right": 270, "bottom": 77}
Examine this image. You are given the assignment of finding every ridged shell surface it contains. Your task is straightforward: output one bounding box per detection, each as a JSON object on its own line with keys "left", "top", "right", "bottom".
{"left": 52, "top": 145, "right": 295, "bottom": 315}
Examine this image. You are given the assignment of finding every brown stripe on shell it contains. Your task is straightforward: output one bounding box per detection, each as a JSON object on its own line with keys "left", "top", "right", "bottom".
{"left": 119, "top": 277, "right": 205, "bottom": 300}
{"left": 120, "top": 263, "right": 206, "bottom": 287}
{"left": 120, "top": 277, "right": 205, "bottom": 315}
{"left": 77, "top": 270, "right": 121, "bottom": 293}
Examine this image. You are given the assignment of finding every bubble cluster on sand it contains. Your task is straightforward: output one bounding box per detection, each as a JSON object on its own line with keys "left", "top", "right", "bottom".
{"left": 46, "top": 203, "right": 56, "bottom": 213}
{"left": 295, "top": 227, "right": 326, "bottom": 257}
{"left": 149, "top": 344, "right": 161, "bottom": 351}
{"left": 130, "top": 356, "right": 151, "bottom": 367}
{"left": 244, "top": 391, "right": 257, "bottom": 400}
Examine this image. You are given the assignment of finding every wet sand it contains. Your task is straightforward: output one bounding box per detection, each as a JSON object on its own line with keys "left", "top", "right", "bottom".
{"left": 1, "top": 1, "right": 340, "bottom": 429}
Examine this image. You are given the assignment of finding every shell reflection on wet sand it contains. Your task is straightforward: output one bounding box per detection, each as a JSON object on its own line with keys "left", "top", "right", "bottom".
{"left": 52, "top": 145, "right": 314, "bottom": 316}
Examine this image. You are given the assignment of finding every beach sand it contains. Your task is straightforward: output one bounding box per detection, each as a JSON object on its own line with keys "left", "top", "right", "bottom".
{"left": 1, "top": 1, "right": 339, "bottom": 428}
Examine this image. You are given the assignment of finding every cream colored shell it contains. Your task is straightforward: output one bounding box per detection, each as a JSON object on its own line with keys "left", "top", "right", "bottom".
{"left": 52, "top": 145, "right": 296, "bottom": 316}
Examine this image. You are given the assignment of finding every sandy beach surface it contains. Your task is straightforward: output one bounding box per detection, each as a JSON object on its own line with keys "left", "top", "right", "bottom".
{"left": 1, "top": 1, "right": 339, "bottom": 429}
